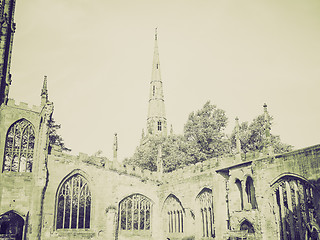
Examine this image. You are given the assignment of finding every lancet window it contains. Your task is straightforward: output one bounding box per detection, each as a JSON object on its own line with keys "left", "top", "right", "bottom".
{"left": 272, "top": 175, "right": 320, "bottom": 240}
{"left": 119, "top": 194, "right": 152, "bottom": 231}
{"left": 3, "top": 119, "right": 35, "bottom": 172}
{"left": 245, "top": 176, "right": 257, "bottom": 209}
{"left": 164, "top": 195, "right": 184, "bottom": 234}
{"left": 235, "top": 179, "right": 244, "bottom": 210}
{"left": 158, "top": 121, "right": 162, "bottom": 131}
{"left": 56, "top": 174, "right": 91, "bottom": 229}
{"left": 197, "top": 188, "right": 214, "bottom": 238}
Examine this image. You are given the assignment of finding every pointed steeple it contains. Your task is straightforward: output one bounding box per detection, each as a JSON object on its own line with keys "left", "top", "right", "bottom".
{"left": 41, "top": 75, "right": 49, "bottom": 105}
{"left": 147, "top": 28, "right": 167, "bottom": 136}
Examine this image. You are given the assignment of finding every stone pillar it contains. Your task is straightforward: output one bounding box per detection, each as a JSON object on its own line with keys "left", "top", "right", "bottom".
{"left": 151, "top": 202, "right": 163, "bottom": 240}
{"left": 286, "top": 182, "right": 295, "bottom": 240}
{"left": 30, "top": 102, "right": 53, "bottom": 240}
{"left": 103, "top": 207, "right": 117, "bottom": 240}
{"left": 214, "top": 173, "right": 229, "bottom": 239}
{"left": 183, "top": 208, "right": 195, "bottom": 237}
{"left": 278, "top": 185, "right": 287, "bottom": 240}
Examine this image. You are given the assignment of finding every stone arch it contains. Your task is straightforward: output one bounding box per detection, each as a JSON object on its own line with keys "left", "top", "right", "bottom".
{"left": 239, "top": 218, "right": 254, "bottom": 233}
{"left": 245, "top": 176, "right": 257, "bottom": 209}
{"left": 0, "top": 210, "right": 25, "bottom": 240}
{"left": 55, "top": 170, "right": 92, "bottom": 230}
{"left": 118, "top": 193, "right": 153, "bottom": 231}
{"left": 162, "top": 194, "right": 185, "bottom": 235}
{"left": 196, "top": 188, "right": 214, "bottom": 238}
{"left": 235, "top": 178, "right": 244, "bottom": 210}
{"left": 271, "top": 173, "right": 319, "bottom": 240}
{"left": 270, "top": 172, "right": 312, "bottom": 188}
{"left": 3, "top": 118, "right": 35, "bottom": 172}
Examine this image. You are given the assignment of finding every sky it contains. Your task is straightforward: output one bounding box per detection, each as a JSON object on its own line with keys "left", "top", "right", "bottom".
{"left": 9, "top": 0, "right": 320, "bottom": 161}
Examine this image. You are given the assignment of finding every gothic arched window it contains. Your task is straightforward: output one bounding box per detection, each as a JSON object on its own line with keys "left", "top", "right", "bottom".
{"left": 240, "top": 220, "right": 254, "bottom": 233}
{"left": 158, "top": 121, "right": 162, "bottom": 131}
{"left": 163, "top": 195, "right": 184, "bottom": 234}
{"left": 56, "top": 174, "right": 91, "bottom": 229}
{"left": 119, "top": 194, "right": 152, "bottom": 231}
{"left": 272, "top": 175, "right": 320, "bottom": 240}
{"left": 197, "top": 188, "right": 214, "bottom": 238}
{"left": 3, "top": 119, "right": 35, "bottom": 172}
{"left": 235, "top": 179, "right": 244, "bottom": 210}
{"left": 0, "top": 211, "right": 24, "bottom": 240}
{"left": 245, "top": 176, "right": 257, "bottom": 209}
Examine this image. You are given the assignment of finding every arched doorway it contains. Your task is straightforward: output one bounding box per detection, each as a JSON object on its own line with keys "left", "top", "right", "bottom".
{"left": 0, "top": 211, "right": 24, "bottom": 240}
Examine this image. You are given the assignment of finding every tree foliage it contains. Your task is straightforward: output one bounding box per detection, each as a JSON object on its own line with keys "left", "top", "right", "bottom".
{"left": 48, "top": 117, "right": 71, "bottom": 152}
{"left": 183, "top": 101, "right": 230, "bottom": 162}
{"left": 230, "top": 114, "right": 293, "bottom": 154}
{"left": 127, "top": 101, "right": 293, "bottom": 172}
{"left": 124, "top": 134, "right": 192, "bottom": 173}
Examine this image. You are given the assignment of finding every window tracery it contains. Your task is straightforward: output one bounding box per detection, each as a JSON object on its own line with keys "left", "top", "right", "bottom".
{"left": 197, "top": 189, "right": 214, "bottom": 238}
{"left": 56, "top": 174, "right": 91, "bottom": 229}
{"left": 119, "top": 194, "right": 152, "bottom": 231}
{"left": 272, "top": 176, "right": 320, "bottom": 240}
{"left": 3, "top": 119, "right": 35, "bottom": 172}
{"left": 164, "top": 195, "right": 184, "bottom": 233}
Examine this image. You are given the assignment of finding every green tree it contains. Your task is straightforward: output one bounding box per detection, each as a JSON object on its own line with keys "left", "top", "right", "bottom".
{"left": 230, "top": 114, "right": 293, "bottom": 155}
{"left": 124, "top": 134, "right": 192, "bottom": 172}
{"left": 48, "top": 117, "right": 71, "bottom": 152}
{"left": 183, "top": 101, "right": 230, "bottom": 162}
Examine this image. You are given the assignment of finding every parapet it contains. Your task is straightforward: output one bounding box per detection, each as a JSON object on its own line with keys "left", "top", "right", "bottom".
{"left": 6, "top": 98, "right": 41, "bottom": 112}
{"left": 50, "top": 149, "right": 159, "bottom": 182}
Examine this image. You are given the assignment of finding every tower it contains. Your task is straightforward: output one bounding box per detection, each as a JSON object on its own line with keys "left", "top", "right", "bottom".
{"left": 146, "top": 28, "right": 167, "bottom": 136}
{"left": 0, "top": 0, "right": 16, "bottom": 105}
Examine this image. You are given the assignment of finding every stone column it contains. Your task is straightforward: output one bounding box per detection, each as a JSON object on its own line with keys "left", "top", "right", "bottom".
{"left": 103, "top": 207, "right": 118, "bottom": 240}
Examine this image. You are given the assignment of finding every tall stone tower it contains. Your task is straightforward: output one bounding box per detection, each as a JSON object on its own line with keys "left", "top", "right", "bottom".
{"left": 146, "top": 28, "right": 167, "bottom": 136}
{"left": 0, "top": 0, "right": 16, "bottom": 105}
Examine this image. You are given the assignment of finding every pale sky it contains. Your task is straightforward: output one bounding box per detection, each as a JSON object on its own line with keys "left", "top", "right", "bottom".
{"left": 9, "top": 0, "right": 320, "bottom": 161}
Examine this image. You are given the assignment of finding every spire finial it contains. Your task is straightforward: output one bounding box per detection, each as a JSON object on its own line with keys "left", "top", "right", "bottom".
{"left": 235, "top": 117, "right": 242, "bottom": 159}
{"left": 155, "top": 27, "right": 158, "bottom": 40}
{"left": 113, "top": 133, "right": 118, "bottom": 162}
{"left": 263, "top": 103, "right": 274, "bottom": 155}
{"left": 41, "top": 75, "right": 48, "bottom": 105}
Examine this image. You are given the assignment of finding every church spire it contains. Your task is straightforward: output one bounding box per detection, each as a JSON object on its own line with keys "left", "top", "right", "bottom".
{"left": 147, "top": 28, "right": 167, "bottom": 136}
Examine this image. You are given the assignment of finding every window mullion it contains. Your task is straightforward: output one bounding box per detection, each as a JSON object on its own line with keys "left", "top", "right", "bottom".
{"left": 69, "top": 177, "right": 74, "bottom": 228}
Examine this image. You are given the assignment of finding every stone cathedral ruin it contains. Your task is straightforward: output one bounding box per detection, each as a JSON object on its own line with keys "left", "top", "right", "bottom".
{"left": 0, "top": 1, "right": 319, "bottom": 240}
